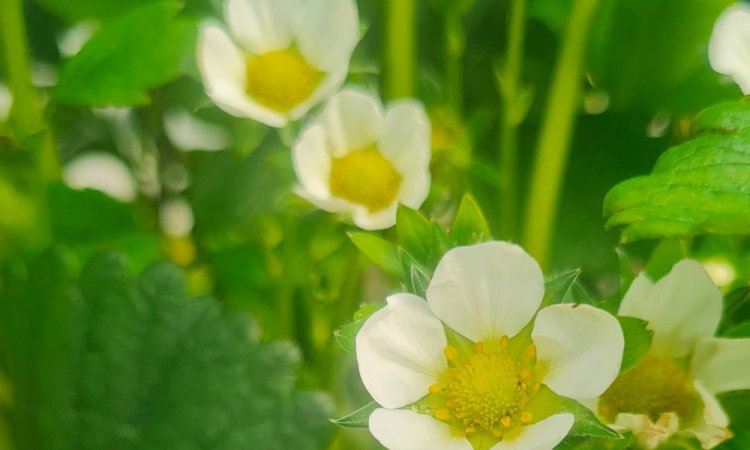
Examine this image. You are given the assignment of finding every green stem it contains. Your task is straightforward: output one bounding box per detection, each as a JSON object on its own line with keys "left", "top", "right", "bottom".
{"left": 0, "top": 0, "right": 59, "bottom": 180}
{"left": 521, "top": 0, "right": 601, "bottom": 268}
{"left": 384, "top": 0, "right": 416, "bottom": 99}
{"left": 496, "top": 0, "right": 528, "bottom": 240}
{"left": 444, "top": 11, "right": 464, "bottom": 114}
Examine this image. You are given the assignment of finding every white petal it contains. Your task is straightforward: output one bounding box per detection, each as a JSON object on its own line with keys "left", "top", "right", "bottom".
{"left": 685, "top": 382, "right": 733, "bottom": 449}
{"left": 292, "top": 124, "right": 332, "bottom": 198}
{"left": 612, "top": 413, "right": 679, "bottom": 450}
{"left": 618, "top": 260, "right": 722, "bottom": 358}
{"left": 532, "top": 304, "right": 624, "bottom": 399}
{"left": 399, "top": 168, "right": 431, "bottom": 209}
{"left": 490, "top": 413, "right": 573, "bottom": 450}
{"left": 294, "top": 188, "right": 350, "bottom": 213}
{"left": 225, "top": 0, "right": 302, "bottom": 54}
{"left": 691, "top": 337, "right": 750, "bottom": 394}
{"left": 379, "top": 100, "right": 431, "bottom": 173}
{"left": 351, "top": 202, "right": 399, "bottom": 230}
{"left": 426, "top": 242, "right": 544, "bottom": 342}
{"left": 197, "top": 24, "right": 287, "bottom": 127}
{"left": 297, "top": 0, "right": 359, "bottom": 72}
{"left": 315, "top": 88, "right": 384, "bottom": 155}
{"left": 369, "top": 409, "right": 472, "bottom": 450}
{"left": 709, "top": 3, "right": 750, "bottom": 94}
{"left": 355, "top": 293, "right": 448, "bottom": 409}
{"left": 64, "top": 152, "right": 136, "bottom": 202}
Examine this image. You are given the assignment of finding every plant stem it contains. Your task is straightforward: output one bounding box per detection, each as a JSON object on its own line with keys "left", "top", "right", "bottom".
{"left": 496, "top": 0, "right": 528, "bottom": 240}
{"left": 521, "top": 0, "right": 601, "bottom": 268}
{"left": 0, "top": 0, "right": 59, "bottom": 180}
{"left": 444, "top": 11, "right": 464, "bottom": 114}
{"left": 384, "top": 0, "right": 416, "bottom": 99}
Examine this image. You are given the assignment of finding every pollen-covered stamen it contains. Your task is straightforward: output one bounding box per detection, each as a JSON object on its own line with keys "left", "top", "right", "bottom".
{"left": 430, "top": 336, "right": 538, "bottom": 438}
{"left": 245, "top": 49, "right": 324, "bottom": 113}
{"left": 329, "top": 148, "right": 403, "bottom": 212}
{"left": 598, "top": 355, "right": 697, "bottom": 422}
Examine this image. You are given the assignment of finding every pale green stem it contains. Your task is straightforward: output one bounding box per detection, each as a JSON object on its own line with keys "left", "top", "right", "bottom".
{"left": 444, "top": 11, "right": 464, "bottom": 114}
{"left": 497, "top": 0, "right": 528, "bottom": 240}
{"left": 521, "top": 0, "right": 601, "bottom": 268}
{"left": 384, "top": 0, "right": 416, "bottom": 99}
{"left": 0, "top": 0, "right": 59, "bottom": 180}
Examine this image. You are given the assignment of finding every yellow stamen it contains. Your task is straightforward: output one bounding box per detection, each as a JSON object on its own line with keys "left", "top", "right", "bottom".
{"left": 525, "top": 344, "right": 537, "bottom": 359}
{"left": 429, "top": 384, "right": 443, "bottom": 394}
{"left": 501, "top": 416, "right": 512, "bottom": 428}
{"left": 329, "top": 148, "right": 402, "bottom": 213}
{"left": 520, "top": 368, "right": 532, "bottom": 380}
{"left": 475, "top": 342, "right": 484, "bottom": 353}
{"left": 245, "top": 48, "right": 323, "bottom": 113}
{"left": 499, "top": 335, "right": 509, "bottom": 349}
{"left": 435, "top": 408, "right": 451, "bottom": 421}
{"left": 444, "top": 345, "right": 459, "bottom": 361}
{"left": 521, "top": 412, "right": 533, "bottom": 424}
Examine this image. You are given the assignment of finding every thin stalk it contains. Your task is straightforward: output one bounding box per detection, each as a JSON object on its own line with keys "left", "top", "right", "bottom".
{"left": 384, "top": 0, "right": 416, "bottom": 99}
{"left": 521, "top": 0, "right": 601, "bottom": 268}
{"left": 0, "top": 0, "right": 59, "bottom": 179}
{"left": 496, "top": 0, "right": 528, "bottom": 239}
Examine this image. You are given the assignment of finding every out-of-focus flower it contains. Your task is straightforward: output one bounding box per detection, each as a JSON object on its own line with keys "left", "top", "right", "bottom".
{"left": 709, "top": 3, "right": 750, "bottom": 94}
{"left": 356, "top": 242, "right": 624, "bottom": 450}
{"left": 63, "top": 152, "right": 136, "bottom": 202}
{"left": 197, "top": 0, "right": 359, "bottom": 127}
{"left": 163, "top": 108, "right": 231, "bottom": 152}
{"left": 292, "top": 88, "right": 431, "bottom": 230}
{"left": 597, "top": 260, "right": 750, "bottom": 449}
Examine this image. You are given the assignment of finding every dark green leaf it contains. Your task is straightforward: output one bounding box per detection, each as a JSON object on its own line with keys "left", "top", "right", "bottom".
{"left": 719, "top": 287, "right": 750, "bottom": 334}
{"left": 349, "top": 232, "right": 405, "bottom": 281}
{"left": 604, "top": 123, "right": 750, "bottom": 242}
{"left": 330, "top": 401, "right": 378, "bottom": 429}
{"left": 718, "top": 390, "right": 750, "bottom": 431}
{"left": 54, "top": 3, "right": 197, "bottom": 106}
{"left": 0, "top": 251, "right": 332, "bottom": 450}
{"left": 450, "top": 193, "right": 491, "bottom": 246}
{"left": 617, "top": 316, "right": 653, "bottom": 373}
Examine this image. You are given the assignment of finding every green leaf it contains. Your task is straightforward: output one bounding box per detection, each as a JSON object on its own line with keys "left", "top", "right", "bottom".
{"left": 33, "top": 0, "right": 158, "bottom": 22}
{"left": 54, "top": 2, "right": 197, "bottom": 106}
{"left": 615, "top": 247, "right": 635, "bottom": 299}
{"left": 644, "top": 239, "right": 688, "bottom": 281}
{"left": 528, "top": 386, "right": 620, "bottom": 439}
{"left": 0, "top": 251, "right": 332, "bottom": 450}
{"left": 718, "top": 390, "right": 750, "bottom": 431}
{"left": 604, "top": 117, "right": 750, "bottom": 242}
{"left": 691, "top": 100, "right": 750, "bottom": 134}
{"left": 333, "top": 303, "right": 383, "bottom": 358}
{"left": 719, "top": 287, "right": 750, "bottom": 334}
{"left": 541, "top": 270, "right": 581, "bottom": 308}
{"left": 396, "top": 206, "right": 438, "bottom": 268}
{"left": 330, "top": 401, "right": 378, "bottom": 429}
{"left": 617, "top": 317, "right": 653, "bottom": 373}
{"left": 399, "top": 249, "right": 432, "bottom": 297}
{"left": 450, "top": 193, "right": 491, "bottom": 246}
{"left": 349, "top": 232, "right": 405, "bottom": 282}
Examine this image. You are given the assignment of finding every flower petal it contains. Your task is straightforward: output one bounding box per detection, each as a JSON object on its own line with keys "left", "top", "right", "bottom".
{"left": 288, "top": 70, "right": 347, "bottom": 121}
{"left": 315, "top": 88, "right": 384, "bottom": 155}
{"left": 691, "top": 337, "right": 750, "bottom": 394}
{"left": 356, "top": 293, "right": 448, "bottom": 409}
{"left": 297, "top": 0, "right": 359, "bottom": 72}
{"left": 225, "top": 0, "right": 302, "bottom": 54}
{"left": 197, "top": 24, "right": 287, "bottom": 127}
{"left": 685, "top": 382, "right": 733, "bottom": 449}
{"left": 709, "top": 3, "right": 750, "bottom": 94}
{"left": 426, "top": 242, "right": 544, "bottom": 342}
{"left": 532, "top": 304, "right": 624, "bottom": 399}
{"left": 618, "top": 260, "right": 722, "bottom": 358}
{"left": 292, "top": 124, "right": 331, "bottom": 199}
{"left": 369, "top": 408, "right": 472, "bottom": 450}
{"left": 351, "top": 202, "right": 399, "bottom": 230}
{"left": 612, "top": 413, "right": 679, "bottom": 450}
{"left": 490, "top": 413, "right": 573, "bottom": 450}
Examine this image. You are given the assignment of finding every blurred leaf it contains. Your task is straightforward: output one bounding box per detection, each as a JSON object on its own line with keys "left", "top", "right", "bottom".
{"left": 719, "top": 287, "right": 750, "bottom": 334}
{"left": 396, "top": 206, "right": 438, "bottom": 268}
{"left": 450, "top": 193, "right": 491, "bottom": 246}
{"left": 330, "top": 401, "right": 377, "bottom": 429}
{"left": 718, "top": 390, "right": 750, "bottom": 432}
{"left": 617, "top": 317, "right": 653, "bottom": 373}
{"left": 604, "top": 104, "right": 750, "bottom": 242}
{"left": 399, "top": 249, "right": 432, "bottom": 297}
{"left": 0, "top": 251, "right": 332, "bottom": 450}
{"left": 32, "top": 0, "right": 159, "bottom": 22}
{"left": 349, "top": 232, "right": 405, "bottom": 282}
{"left": 644, "top": 239, "right": 688, "bottom": 281}
{"left": 541, "top": 270, "right": 580, "bottom": 308}
{"left": 333, "top": 303, "right": 383, "bottom": 358}
{"left": 54, "top": 2, "right": 197, "bottom": 106}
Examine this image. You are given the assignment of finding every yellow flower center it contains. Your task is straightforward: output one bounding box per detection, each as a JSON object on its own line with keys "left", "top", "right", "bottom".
{"left": 329, "top": 148, "right": 402, "bottom": 213}
{"left": 599, "top": 355, "right": 698, "bottom": 423}
{"left": 245, "top": 49, "right": 324, "bottom": 113}
{"left": 429, "top": 338, "right": 539, "bottom": 441}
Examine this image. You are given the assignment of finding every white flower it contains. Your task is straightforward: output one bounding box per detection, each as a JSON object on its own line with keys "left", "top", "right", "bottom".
{"left": 64, "top": 152, "right": 136, "bottom": 202}
{"left": 709, "top": 2, "right": 750, "bottom": 94}
{"left": 197, "top": 0, "right": 359, "bottom": 127}
{"left": 597, "top": 260, "right": 750, "bottom": 449}
{"left": 292, "top": 88, "right": 431, "bottom": 230}
{"left": 355, "top": 242, "right": 625, "bottom": 450}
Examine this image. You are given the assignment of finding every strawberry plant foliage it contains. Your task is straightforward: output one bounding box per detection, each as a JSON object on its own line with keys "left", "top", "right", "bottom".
{"left": 0, "top": 251, "right": 332, "bottom": 450}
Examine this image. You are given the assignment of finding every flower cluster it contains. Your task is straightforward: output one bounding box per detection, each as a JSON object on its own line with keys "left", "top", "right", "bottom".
{"left": 197, "top": 0, "right": 430, "bottom": 230}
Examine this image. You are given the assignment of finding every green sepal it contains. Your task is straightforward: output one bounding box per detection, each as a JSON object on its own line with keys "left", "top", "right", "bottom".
{"left": 333, "top": 303, "right": 383, "bottom": 358}
{"left": 349, "top": 232, "right": 405, "bottom": 282}
{"left": 330, "top": 401, "right": 378, "bottom": 429}
{"left": 617, "top": 316, "right": 653, "bottom": 373}
{"left": 450, "top": 193, "right": 492, "bottom": 246}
